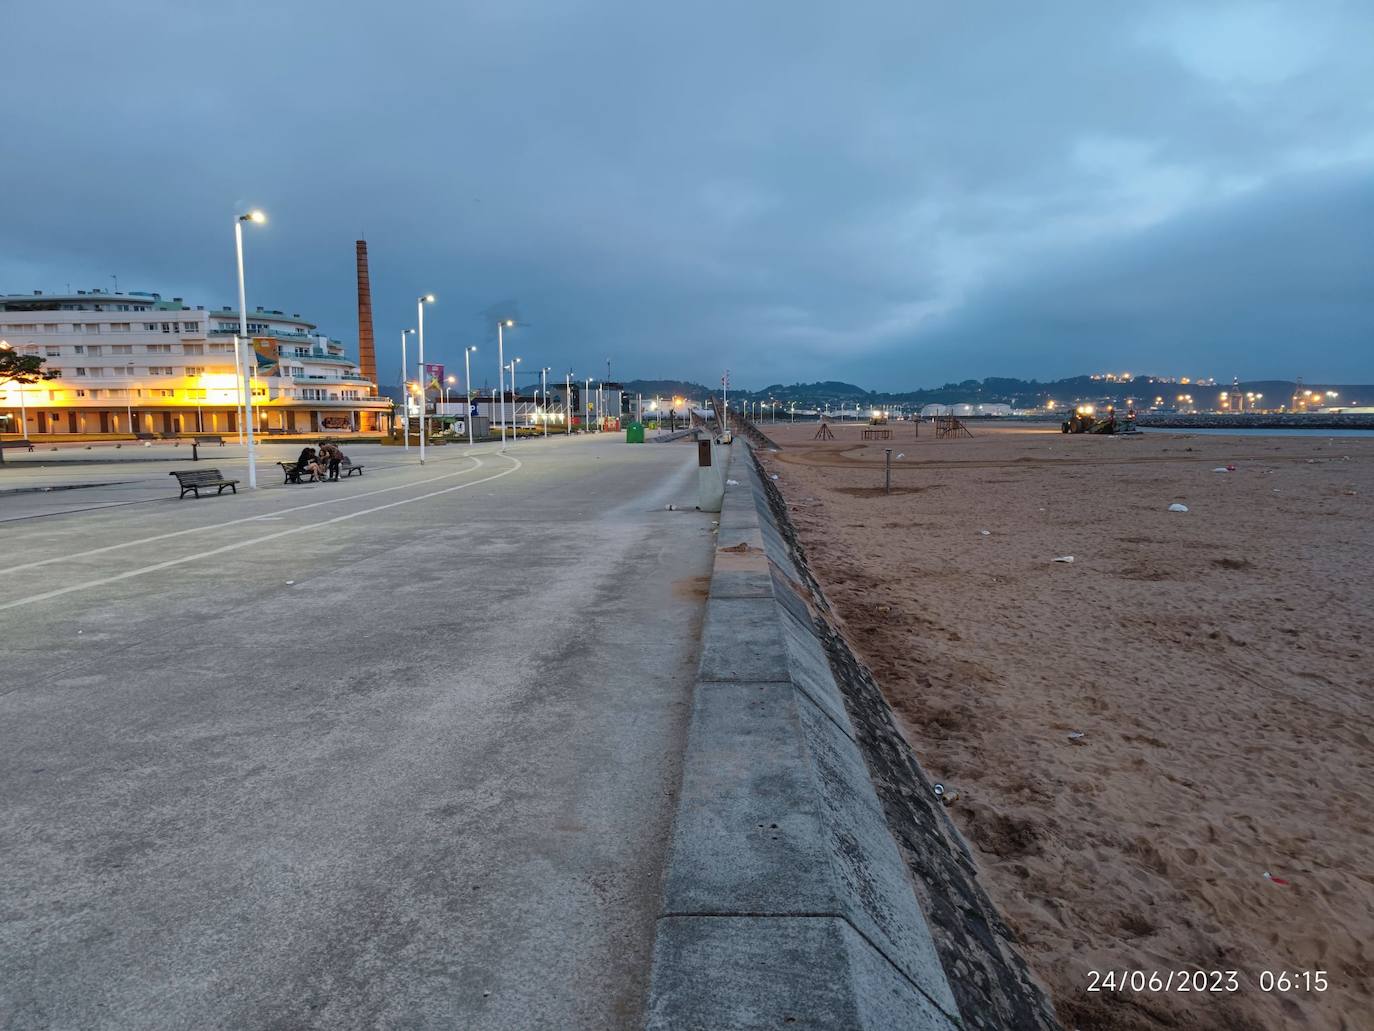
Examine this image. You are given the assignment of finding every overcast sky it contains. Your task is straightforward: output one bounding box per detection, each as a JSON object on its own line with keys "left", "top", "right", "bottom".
{"left": 3, "top": 1, "right": 1371, "bottom": 390}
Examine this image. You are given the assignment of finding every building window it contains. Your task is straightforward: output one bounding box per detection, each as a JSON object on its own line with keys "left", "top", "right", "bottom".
{"left": 74, "top": 367, "right": 87, "bottom": 376}
{"left": 74, "top": 345, "right": 85, "bottom": 354}
{"left": 46, "top": 347, "right": 61, "bottom": 356}
{"left": 110, "top": 323, "right": 130, "bottom": 333}
{"left": 149, "top": 366, "right": 173, "bottom": 376}
{"left": 182, "top": 322, "right": 200, "bottom": 334}
{"left": 42, "top": 323, "right": 60, "bottom": 332}
{"left": 341, "top": 390, "right": 360, "bottom": 400}
{"left": 183, "top": 343, "right": 203, "bottom": 355}
{"left": 146, "top": 344, "right": 172, "bottom": 353}
{"left": 156, "top": 389, "right": 174, "bottom": 398}
{"left": 144, "top": 323, "right": 158, "bottom": 331}
{"left": 185, "top": 366, "right": 205, "bottom": 376}
{"left": 112, "top": 344, "right": 132, "bottom": 354}
{"left": 186, "top": 388, "right": 207, "bottom": 400}
{"left": 87, "top": 345, "right": 102, "bottom": 355}
{"left": 75, "top": 389, "right": 87, "bottom": 398}
{"left": 209, "top": 342, "right": 233, "bottom": 353}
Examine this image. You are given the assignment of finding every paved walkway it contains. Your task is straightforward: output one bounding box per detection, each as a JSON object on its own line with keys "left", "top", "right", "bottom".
{"left": 1, "top": 434, "right": 712, "bottom": 1029}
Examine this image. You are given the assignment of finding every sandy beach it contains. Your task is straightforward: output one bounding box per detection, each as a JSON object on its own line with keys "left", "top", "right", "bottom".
{"left": 754, "top": 421, "right": 1372, "bottom": 1030}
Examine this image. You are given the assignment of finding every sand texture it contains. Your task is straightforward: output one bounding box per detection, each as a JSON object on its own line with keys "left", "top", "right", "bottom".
{"left": 754, "top": 421, "right": 1372, "bottom": 1030}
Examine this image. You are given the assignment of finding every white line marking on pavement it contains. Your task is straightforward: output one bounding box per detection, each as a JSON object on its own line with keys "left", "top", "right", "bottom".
{"left": 6, "top": 455, "right": 488, "bottom": 574}
{"left": 0, "top": 455, "right": 522, "bottom": 611}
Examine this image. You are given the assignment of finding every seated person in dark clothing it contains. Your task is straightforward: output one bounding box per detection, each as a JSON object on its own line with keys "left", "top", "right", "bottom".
{"left": 294, "top": 446, "right": 327, "bottom": 482}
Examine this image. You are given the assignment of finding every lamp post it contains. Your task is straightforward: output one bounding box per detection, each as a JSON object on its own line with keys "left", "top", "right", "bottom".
{"left": 400, "top": 328, "right": 415, "bottom": 450}
{"left": 463, "top": 346, "right": 477, "bottom": 445}
{"left": 446, "top": 374, "right": 456, "bottom": 408}
{"left": 565, "top": 371, "right": 572, "bottom": 435}
{"left": 417, "top": 294, "right": 435, "bottom": 464}
{"left": 496, "top": 319, "right": 515, "bottom": 448}
{"left": 585, "top": 378, "right": 595, "bottom": 432}
{"left": 234, "top": 209, "right": 265, "bottom": 489}
{"left": 506, "top": 358, "right": 521, "bottom": 440}
{"left": 540, "top": 367, "right": 550, "bottom": 437}
{"left": 125, "top": 360, "right": 134, "bottom": 432}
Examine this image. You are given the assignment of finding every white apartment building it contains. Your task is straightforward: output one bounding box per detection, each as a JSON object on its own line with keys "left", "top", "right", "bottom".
{"left": 0, "top": 288, "right": 391, "bottom": 437}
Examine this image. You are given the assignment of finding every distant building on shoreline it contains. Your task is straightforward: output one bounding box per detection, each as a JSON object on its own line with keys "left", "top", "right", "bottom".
{"left": 0, "top": 289, "right": 390, "bottom": 436}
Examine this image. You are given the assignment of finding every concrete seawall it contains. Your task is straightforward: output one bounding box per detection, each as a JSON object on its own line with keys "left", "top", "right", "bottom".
{"left": 644, "top": 441, "right": 1059, "bottom": 1029}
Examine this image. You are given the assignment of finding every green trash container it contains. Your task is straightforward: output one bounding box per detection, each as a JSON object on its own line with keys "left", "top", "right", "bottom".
{"left": 625, "top": 421, "right": 645, "bottom": 443}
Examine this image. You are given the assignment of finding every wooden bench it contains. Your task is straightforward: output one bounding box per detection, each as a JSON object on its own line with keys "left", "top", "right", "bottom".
{"left": 192, "top": 434, "right": 226, "bottom": 446}
{"left": 135, "top": 432, "right": 157, "bottom": 441}
{"left": 170, "top": 468, "right": 239, "bottom": 499}
{"left": 265, "top": 427, "right": 288, "bottom": 436}
{"left": 276, "top": 461, "right": 313, "bottom": 484}
{"left": 339, "top": 458, "right": 364, "bottom": 478}
{"left": 0, "top": 438, "right": 35, "bottom": 452}
{"left": 861, "top": 428, "right": 892, "bottom": 440}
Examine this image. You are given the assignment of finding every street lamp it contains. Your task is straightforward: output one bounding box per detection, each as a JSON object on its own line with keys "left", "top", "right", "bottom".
{"left": 235, "top": 209, "right": 265, "bottom": 488}
{"left": 399, "top": 328, "right": 415, "bottom": 450}
{"left": 445, "top": 374, "right": 456, "bottom": 408}
{"left": 417, "top": 294, "right": 435, "bottom": 464}
{"left": 585, "top": 377, "right": 596, "bottom": 432}
{"left": 464, "top": 346, "right": 477, "bottom": 446}
{"left": 497, "top": 319, "right": 515, "bottom": 448}
{"left": 540, "top": 366, "right": 551, "bottom": 437}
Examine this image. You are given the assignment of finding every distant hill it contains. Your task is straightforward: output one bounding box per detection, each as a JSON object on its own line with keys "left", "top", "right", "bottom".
{"left": 621, "top": 379, "right": 718, "bottom": 400}
{"left": 623, "top": 376, "right": 1374, "bottom": 408}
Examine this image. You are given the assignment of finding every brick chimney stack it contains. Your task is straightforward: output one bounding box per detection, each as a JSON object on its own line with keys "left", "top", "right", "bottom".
{"left": 355, "top": 240, "right": 377, "bottom": 393}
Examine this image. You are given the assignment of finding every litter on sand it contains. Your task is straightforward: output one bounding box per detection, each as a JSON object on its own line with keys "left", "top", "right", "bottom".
{"left": 664, "top": 504, "right": 677, "bottom": 511}
{"left": 1264, "top": 871, "right": 1290, "bottom": 887}
{"left": 1067, "top": 731, "right": 1085, "bottom": 741}
{"left": 725, "top": 479, "right": 740, "bottom": 486}
{"left": 978, "top": 529, "right": 991, "bottom": 536}
{"left": 932, "top": 783, "right": 959, "bottom": 806}
{"left": 1053, "top": 555, "right": 1075, "bottom": 563}
{"left": 770, "top": 474, "right": 779, "bottom": 480}
{"left": 1213, "top": 465, "right": 1237, "bottom": 473}
{"left": 1168, "top": 503, "right": 1189, "bottom": 513}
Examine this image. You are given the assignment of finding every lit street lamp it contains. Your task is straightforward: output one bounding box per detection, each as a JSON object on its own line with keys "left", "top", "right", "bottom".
{"left": 506, "top": 358, "right": 522, "bottom": 440}
{"left": 234, "top": 209, "right": 265, "bottom": 488}
{"left": 400, "top": 328, "right": 415, "bottom": 450}
{"left": 497, "top": 319, "right": 515, "bottom": 448}
{"left": 464, "top": 345, "right": 477, "bottom": 446}
{"left": 540, "top": 366, "right": 551, "bottom": 437}
{"left": 445, "top": 374, "right": 456, "bottom": 407}
{"left": 417, "top": 294, "right": 435, "bottom": 464}
{"left": 565, "top": 370, "right": 573, "bottom": 436}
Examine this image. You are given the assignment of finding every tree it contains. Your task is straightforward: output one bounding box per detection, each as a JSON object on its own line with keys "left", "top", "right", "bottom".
{"left": 0, "top": 345, "right": 57, "bottom": 387}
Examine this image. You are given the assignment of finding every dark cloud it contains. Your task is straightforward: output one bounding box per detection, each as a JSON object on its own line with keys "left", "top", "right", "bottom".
{"left": 2, "top": 1, "right": 1370, "bottom": 388}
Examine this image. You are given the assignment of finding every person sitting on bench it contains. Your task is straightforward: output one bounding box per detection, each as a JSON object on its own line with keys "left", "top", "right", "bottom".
{"left": 294, "top": 446, "right": 328, "bottom": 483}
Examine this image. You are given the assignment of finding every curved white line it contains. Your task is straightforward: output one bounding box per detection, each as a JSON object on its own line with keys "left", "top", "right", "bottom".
{"left": 6, "top": 454, "right": 487, "bottom": 574}
{"left": 0, "top": 455, "right": 522, "bottom": 612}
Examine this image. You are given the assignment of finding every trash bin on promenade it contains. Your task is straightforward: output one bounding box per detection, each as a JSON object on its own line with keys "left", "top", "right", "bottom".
{"left": 625, "top": 421, "right": 645, "bottom": 443}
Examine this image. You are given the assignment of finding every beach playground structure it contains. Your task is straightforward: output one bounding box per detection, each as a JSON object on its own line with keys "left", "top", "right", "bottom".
{"left": 934, "top": 413, "right": 974, "bottom": 439}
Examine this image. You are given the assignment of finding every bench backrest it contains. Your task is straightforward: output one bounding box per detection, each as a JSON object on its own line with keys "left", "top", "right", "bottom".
{"left": 171, "top": 469, "right": 229, "bottom": 485}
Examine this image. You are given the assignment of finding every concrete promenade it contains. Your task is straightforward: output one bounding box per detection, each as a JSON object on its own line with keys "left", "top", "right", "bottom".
{"left": 1, "top": 434, "right": 713, "bottom": 1029}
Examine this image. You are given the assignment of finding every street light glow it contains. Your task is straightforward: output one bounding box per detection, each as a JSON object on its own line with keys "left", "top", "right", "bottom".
{"left": 240, "top": 210, "right": 266, "bottom": 223}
